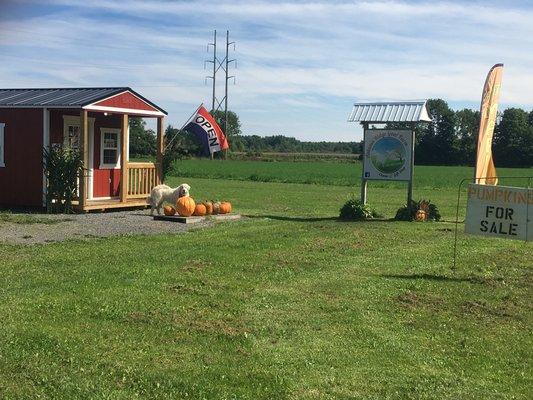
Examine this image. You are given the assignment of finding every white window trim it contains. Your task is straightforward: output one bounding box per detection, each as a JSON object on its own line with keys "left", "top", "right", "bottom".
{"left": 0, "top": 122, "right": 5, "bottom": 168}
{"left": 100, "top": 127, "right": 121, "bottom": 169}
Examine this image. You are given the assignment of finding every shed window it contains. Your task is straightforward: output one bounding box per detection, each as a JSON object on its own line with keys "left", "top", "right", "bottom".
{"left": 63, "top": 115, "right": 81, "bottom": 151}
{"left": 0, "top": 123, "right": 5, "bottom": 167}
{"left": 66, "top": 125, "right": 80, "bottom": 150}
{"left": 100, "top": 128, "right": 121, "bottom": 169}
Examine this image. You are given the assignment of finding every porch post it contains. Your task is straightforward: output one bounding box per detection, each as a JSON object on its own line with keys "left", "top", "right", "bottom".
{"left": 120, "top": 113, "right": 129, "bottom": 202}
{"left": 79, "top": 109, "right": 89, "bottom": 208}
{"left": 156, "top": 116, "right": 164, "bottom": 184}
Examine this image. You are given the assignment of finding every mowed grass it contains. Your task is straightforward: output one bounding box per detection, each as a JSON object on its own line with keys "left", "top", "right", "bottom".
{"left": 172, "top": 158, "right": 533, "bottom": 188}
{"left": 0, "top": 163, "right": 532, "bottom": 399}
{"left": 166, "top": 177, "right": 463, "bottom": 220}
{"left": 0, "top": 212, "right": 70, "bottom": 225}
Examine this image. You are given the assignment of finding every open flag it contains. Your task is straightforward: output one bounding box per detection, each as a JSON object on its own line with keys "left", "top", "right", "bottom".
{"left": 184, "top": 105, "right": 229, "bottom": 156}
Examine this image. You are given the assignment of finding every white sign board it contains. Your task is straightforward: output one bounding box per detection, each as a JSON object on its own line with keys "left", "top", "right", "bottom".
{"left": 465, "top": 184, "right": 532, "bottom": 241}
{"left": 363, "top": 130, "right": 413, "bottom": 181}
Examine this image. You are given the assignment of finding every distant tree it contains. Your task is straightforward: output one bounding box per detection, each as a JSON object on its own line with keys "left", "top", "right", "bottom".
{"left": 164, "top": 125, "right": 203, "bottom": 157}
{"left": 416, "top": 99, "right": 458, "bottom": 165}
{"left": 129, "top": 118, "right": 156, "bottom": 157}
{"left": 229, "top": 136, "right": 246, "bottom": 152}
{"left": 455, "top": 109, "right": 480, "bottom": 165}
{"left": 493, "top": 108, "right": 533, "bottom": 167}
{"left": 212, "top": 110, "right": 242, "bottom": 137}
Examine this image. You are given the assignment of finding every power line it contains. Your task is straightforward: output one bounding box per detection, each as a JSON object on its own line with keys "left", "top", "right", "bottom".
{"left": 204, "top": 29, "right": 236, "bottom": 134}
{"left": 206, "top": 30, "right": 217, "bottom": 112}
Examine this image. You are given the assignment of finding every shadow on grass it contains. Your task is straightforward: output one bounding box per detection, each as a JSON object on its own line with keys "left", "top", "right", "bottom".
{"left": 247, "top": 215, "right": 338, "bottom": 222}
{"left": 247, "top": 215, "right": 395, "bottom": 223}
{"left": 380, "top": 273, "right": 481, "bottom": 284}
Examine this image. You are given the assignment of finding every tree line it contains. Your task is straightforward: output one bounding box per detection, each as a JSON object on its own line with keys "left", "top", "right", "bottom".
{"left": 390, "top": 99, "right": 533, "bottom": 167}
{"left": 230, "top": 135, "right": 361, "bottom": 155}
{"left": 129, "top": 100, "right": 533, "bottom": 167}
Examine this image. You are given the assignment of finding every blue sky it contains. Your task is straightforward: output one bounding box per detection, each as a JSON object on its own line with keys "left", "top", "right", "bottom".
{"left": 1, "top": 0, "right": 532, "bottom": 141}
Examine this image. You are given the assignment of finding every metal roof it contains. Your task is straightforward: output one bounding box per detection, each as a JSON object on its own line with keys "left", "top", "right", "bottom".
{"left": 0, "top": 87, "right": 167, "bottom": 114}
{"left": 348, "top": 100, "right": 432, "bottom": 123}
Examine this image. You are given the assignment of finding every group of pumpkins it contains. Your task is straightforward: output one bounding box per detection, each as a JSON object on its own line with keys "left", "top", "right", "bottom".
{"left": 164, "top": 197, "right": 232, "bottom": 217}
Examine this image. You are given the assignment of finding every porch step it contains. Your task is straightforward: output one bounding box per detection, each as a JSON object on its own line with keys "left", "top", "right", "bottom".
{"left": 74, "top": 198, "right": 148, "bottom": 212}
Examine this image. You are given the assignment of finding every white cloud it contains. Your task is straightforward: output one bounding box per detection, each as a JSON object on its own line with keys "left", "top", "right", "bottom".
{"left": 1, "top": 0, "right": 532, "bottom": 141}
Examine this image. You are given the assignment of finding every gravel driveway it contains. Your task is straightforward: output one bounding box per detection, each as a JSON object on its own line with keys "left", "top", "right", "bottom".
{"left": 0, "top": 209, "right": 212, "bottom": 245}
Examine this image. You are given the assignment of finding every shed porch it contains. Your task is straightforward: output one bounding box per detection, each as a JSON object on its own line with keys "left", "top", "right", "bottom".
{"left": 43, "top": 88, "right": 167, "bottom": 212}
{"left": 73, "top": 109, "right": 164, "bottom": 212}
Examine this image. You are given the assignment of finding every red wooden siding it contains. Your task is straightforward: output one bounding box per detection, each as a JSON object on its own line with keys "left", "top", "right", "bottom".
{"left": 0, "top": 108, "right": 43, "bottom": 207}
{"left": 91, "top": 91, "right": 158, "bottom": 112}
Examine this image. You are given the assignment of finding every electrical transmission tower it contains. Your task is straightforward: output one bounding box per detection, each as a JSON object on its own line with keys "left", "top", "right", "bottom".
{"left": 205, "top": 30, "right": 236, "bottom": 136}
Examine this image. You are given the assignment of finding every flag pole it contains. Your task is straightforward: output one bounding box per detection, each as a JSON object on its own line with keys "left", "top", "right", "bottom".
{"left": 164, "top": 103, "right": 203, "bottom": 151}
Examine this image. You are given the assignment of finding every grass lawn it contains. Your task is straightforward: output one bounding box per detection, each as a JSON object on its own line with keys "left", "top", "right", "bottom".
{"left": 0, "top": 163, "right": 532, "bottom": 399}
{"left": 0, "top": 212, "right": 70, "bottom": 225}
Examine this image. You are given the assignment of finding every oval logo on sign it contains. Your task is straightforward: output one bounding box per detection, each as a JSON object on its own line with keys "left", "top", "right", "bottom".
{"left": 370, "top": 137, "right": 406, "bottom": 174}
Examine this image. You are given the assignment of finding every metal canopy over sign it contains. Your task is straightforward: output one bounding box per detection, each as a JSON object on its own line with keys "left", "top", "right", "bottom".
{"left": 348, "top": 101, "right": 432, "bottom": 123}
{"left": 465, "top": 184, "right": 532, "bottom": 241}
{"left": 363, "top": 130, "right": 413, "bottom": 181}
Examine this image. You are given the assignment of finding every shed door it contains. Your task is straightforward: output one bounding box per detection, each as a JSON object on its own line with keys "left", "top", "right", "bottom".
{"left": 93, "top": 128, "right": 121, "bottom": 198}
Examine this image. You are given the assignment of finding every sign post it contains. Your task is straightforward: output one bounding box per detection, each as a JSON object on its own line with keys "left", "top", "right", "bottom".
{"left": 407, "top": 124, "right": 416, "bottom": 206}
{"left": 360, "top": 122, "right": 369, "bottom": 204}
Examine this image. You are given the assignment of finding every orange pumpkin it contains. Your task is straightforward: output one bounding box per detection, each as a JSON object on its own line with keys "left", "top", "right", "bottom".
{"left": 176, "top": 196, "right": 196, "bottom": 217}
{"left": 193, "top": 203, "right": 207, "bottom": 216}
{"left": 212, "top": 201, "right": 221, "bottom": 215}
{"left": 163, "top": 205, "right": 176, "bottom": 216}
{"left": 414, "top": 209, "right": 427, "bottom": 221}
{"left": 203, "top": 201, "right": 213, "bottom": 215}
{"left": 219, "top": 201, "right": 232, "bottom": 214}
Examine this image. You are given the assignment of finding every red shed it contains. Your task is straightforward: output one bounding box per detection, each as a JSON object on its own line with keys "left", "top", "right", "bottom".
{"left": 0, "top": 87, "right": 167, "bottom": 211}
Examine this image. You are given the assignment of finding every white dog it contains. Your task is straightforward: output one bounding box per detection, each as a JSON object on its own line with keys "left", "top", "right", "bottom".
{"left": 147, "top": 183, "right": 191, "bottom": 215}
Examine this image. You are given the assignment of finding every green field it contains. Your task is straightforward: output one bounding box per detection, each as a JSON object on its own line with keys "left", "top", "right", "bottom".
{"left": 0, "top": 161, "right": 532, "bottom": 399}
{"left": 171, "top": 159, "right": 532, "bottom": 188}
